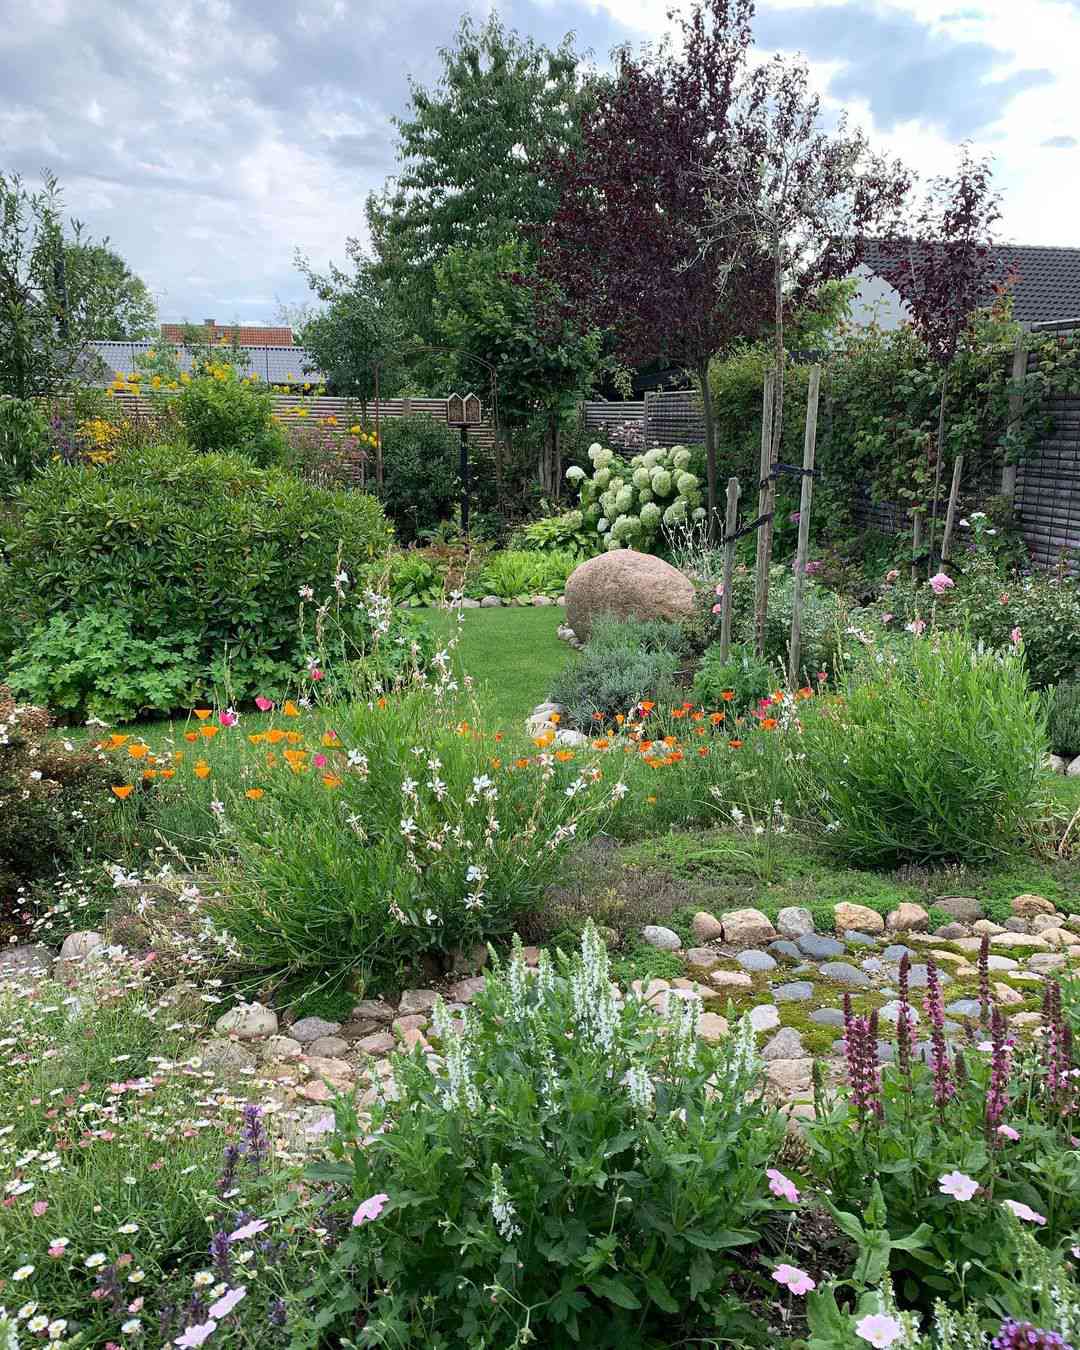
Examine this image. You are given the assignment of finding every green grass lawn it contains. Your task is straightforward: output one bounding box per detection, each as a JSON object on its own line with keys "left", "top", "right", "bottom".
{"left": 422, "top": 604, "right": 570, "bottom": 730}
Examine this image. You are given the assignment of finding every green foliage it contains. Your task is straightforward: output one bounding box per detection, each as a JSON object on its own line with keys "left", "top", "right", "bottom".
{"left": 210, "top": 688, "right": 619, "bottom": 993}
{"left": 794, "top": 631, "right": 1047, "bottom": 864}
{"left": 513, "top": 508, "right": 599, "bottom": 557}
{"left": 382, "top": 551, "right": 445, "bottom": 607}
{"left": 1047, "top": 681, "right": 1080, "bottom": 759}
{"left": 175, "top": 363, "right": 287, "bottom": 465}
{"left": 5, "top": 608, "right": 198, "bottom": 723}
{"left": 302, "top": 928, "right": 784, "bottom": 1348}
{"left": 377, "top": 414, "right": 459, "bottom": 544}
{"left": 475, "top": 547, "right": 577, "bottom": 599}
{"left": 63, "top": 241, "right": 157, "bottom": 340}
{"left": 700, "top": 565, "right": 847, "bottom": 679}
{"left": 0, "top": 395, "right": 50, "bottom": 494}
{"left": 0, "top": 685, "right": 116, "bottom": 918}
{"left": 692, "top": 642, "right": 776, "bottom": 712}
{"left": 549, "top": 617, "right": 687, "bottom": 729}
{"left": 0, "top": 444, "right": 395, "bottom": 716}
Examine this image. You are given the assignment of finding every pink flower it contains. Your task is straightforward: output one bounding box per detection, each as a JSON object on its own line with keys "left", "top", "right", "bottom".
{"left": 766, "top": 1168, "right": 800, "bottom": 1204}
{"left": 208, "top": 1287, "right": 246, "bottom": 1319}
{"left": 228, "top": 1220, "right": 267, "bottom": 1243}
{"left": 938, "top": 1170, "right": 979, "bottom": 1201}
{"left": 905, "top": 618, "right": 926, "bottom": 637}
{"left": 997, "top": 1124, "right": 1020, "bottom": 1142}
{"left": 174, "top": 1323, "right": 217, "bottom": 1347}
{"left": 254, "top": 696, "right": 274, "bottom": 712}
{"left": 881, "top": 613, "right": 893, "bottom": 625}
{"left": 1010, "top": 627, "right": 1022, "bottom": 644}
{"left": 306, "top": 1113, "right": 336, "bottom": 1136}
{"left": 48, "top": 1244, "right": 67, "bottom": 1259}
{"left": 1003, "top": 1199, "right": 1046, "bottom": 1225}
{"left": 218, "top": 710, "right": 238, "bottom": 728}
{"left": 928, "top": 572, "right": 955, "bottom": 596}
{"left": 714, "top": 583, "right": 724, "bottom": 597}
{"left": 855, "top": 1313, "right": 904, "bottom": 1348}
{"left": 313, "top": 754, "right": 327, "bottom": 768}
{"left": 352, "top": 1192, "right": 390, "bottom": 1226}
{"left": 999, "top": 593, "right": 1009, "bottom": 605}
{"left": 772, "top": 1263, "right": 815, "bottom": 1295}
{"left": 711, "top": 603, "right": 723, "bottom": 614}
{"left": 128, "top": 1299, "right": 144, "bottom": 1313}
{"left": 885, "top": 569, "right": 900, "bottom": 583}
{"left": 31, "top": 1201, "right": 48, "bottom": 1217}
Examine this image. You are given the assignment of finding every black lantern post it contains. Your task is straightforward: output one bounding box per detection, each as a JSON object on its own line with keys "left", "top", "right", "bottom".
{"left": 447, "top": 391, "right": 483, "bottom": 537}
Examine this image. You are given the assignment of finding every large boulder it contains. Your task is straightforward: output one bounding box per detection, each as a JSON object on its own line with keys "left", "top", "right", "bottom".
{"left": 564, "top": 550, "right": 696, "bottom": 643}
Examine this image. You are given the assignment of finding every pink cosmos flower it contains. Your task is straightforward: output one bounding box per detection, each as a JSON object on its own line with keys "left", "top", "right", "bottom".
{"left": 997, "top": 1124, "right": 1020, "bottom": 1142}
{"left": 208, "top": 1287, "right": 246, "bottom": 1319}
{"left": 906, "top": 618, "right": 927, "bottom": 636}
{"left": 174, "top": 1322, "right": 217, "bottom": 1347}
{"left": 711, "top": 603, "right": 723, "bottom": 615}
{"left": 999, "top": 593, "right": 1009, "bottom": 605}
{"left": 228, "top": 1220, "right": 267, "bottom": 1242}
{"left": 1010, "top": 627, "right": 1022, "bottom": 644}
{"left": 855, "top": 1312, "right": 904, "bottom": 1348}
{"left": 31, "top": 1201, "right": 48, "bottom": 1217}
{"left": 938, "top": 1170, "right": 979, "bottom": 1201}
{"left": 218, "top": 710, "right": 238, "bottom": 728}
{"left": 881, "top": 613, "right": 893, "bottom": 625}
{"left": 352, "top": 1192, "right": 390, "bottom": 1226}
{"left": 1003, "top": 1199, "right": 1046, "bottom": 1225}
{"left": 928, "top": 572, "right": 955, "bottom": 596}
{"left": 772, "top": 1263, "right": 815, "bottom": 1295}
{"left": 313, "top": 754, "right": 327, "bottom": 768}
{"left": 714, "top": 583, "right": 725, "bottom": 597}
{"left": 885, "top": 569, "right": 900, "bottom": 583}
{"left": 254, "top": 697, "right": 274, "bottom": 712}
{"left": 766, "top": 1168, "right": 800, "bottom": 1204}
{"left": 306, "top": 1113, "right": 336, "bottom": 1136}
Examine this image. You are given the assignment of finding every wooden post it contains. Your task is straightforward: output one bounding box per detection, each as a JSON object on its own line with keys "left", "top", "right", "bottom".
{"left": 911, "top": 512, "right": 922, "bottom": 582}
{"left": 1001, "top": 335, "right": 1027, "bottom": 504}
{"left": 719, "top": 476, "right": 741, "bottom": 662}
{"left": 753, "top": 370, "right": 777, "bottom": 658}
{"left": 940, "top": 454, "right": 964, "bottom": 562}
{"left": 788, "top": 366, "right": 821, "bottom": 686}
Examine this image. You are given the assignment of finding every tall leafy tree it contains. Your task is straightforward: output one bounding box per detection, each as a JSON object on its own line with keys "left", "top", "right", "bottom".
{"left": 366, "top": 14, "right": 595, "bottom": 342}
{"left": 874, "top": 148, "right": 1003, "bottom": 569}
{"left": 537, "top": 0, "right": 775, "bottom": 531}
{"left": 64, "top": 242, "right": 157, "bottom": 340}
{"left": 295, "top": 244, "right": 407, "bottom": 416}
{"left": 433, "top": 240, "right": 601, "bottom": 496}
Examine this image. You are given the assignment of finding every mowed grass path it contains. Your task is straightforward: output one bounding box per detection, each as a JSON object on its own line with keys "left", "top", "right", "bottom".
{"left": 422, "top": 605, "right": 570, "bottom": 731}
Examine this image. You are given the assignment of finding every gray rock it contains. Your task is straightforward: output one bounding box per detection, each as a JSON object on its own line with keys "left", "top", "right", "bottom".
{"left": 642, "top": 925, "right": 681, "bottom": 951}
{"left": 685, "top": 948, "right": 722, "bottom": 973}
{"left": 933, "top": 922, "right": 971, "bottom": 940}
{"left": 790, "top": 963, "right": 816, "bottom": 976}
{"left": 351, "top": 999, "right": 395, "bottom": 1024}
{"left": 776, "top": 906, "right": 815, "bottom": 939}
{"left": 1027, "top": 954, "right": 1066, "bottom": 974}
{"left": 860, "top": 958, "right": 884, "bottom": 975}
{"left": 1068, "top": 754, "right": 1080, "bottom": 777}
{"left": 215, "top": 1002, "right": 278, "bottom": 1040}
{"left": 946, "top": 999, "right": 983, "bottom": 1018}
{"left": 774, "top": 981, "right": 814, "bottom": 1003}
{"left": 819, "top": 961, "right": 871, "bottom": 987}
{"left": 532, "top": 595, "right": 553, "bottom": 606}
{"left": 262, "top": 1035, "right": 303, "bottom": 1062}
{"left": 58, "top": 931, "right": 105, "bottom": 962}
{"left": 879, "top": 1000, "right": 919, "bottom": 1026}
{"left": 749, "top": 1004, "right": 780, "bottom": 1032}
{"left": 309, "top": 1036, "right": 350, "bottom": 1058}
{"left": 906, "top": 963, "right": 951, "bottom": 989}
{"left": 554, "top": 729, "right": 589, "bottom": 748}
{"left": 882, "top": 945, "right": 913, "bottom": 961}
{"left": 876, "top": 1040, "right": 896, "bottom": 1063}
{"left": 844, "top": 930, "right": 880, "bottom": 948}
{"left": 290, "top": 1017, "right": 342, "bottom": 1044}
{"left": 935, "top": 897, "right": 981, "bottom": 923}
{"left": 0, "top": 944, "right": 54, "bottom": 979}
{"left": 398, "top": 988, "right": 440, "bottom": 1016}
{"left": 810, "top": 1008, "right": 846, "bottom": 1027}
{"left": 797, "top": 933, "right": 845, "bottom": 960}
{"left": 762, "top": 1027, "right": 805, "bottom": 1060}
{"left": 1049, "top": 753, "right": 1067, "bottom": 774}
{"left": 768, "top": 940, "right": 803, "bottom": 960}
{"left": 459, "top": 597, "right": 481, "bottom": 609}
{"left": 986, "top": 955, "right": 1019, "bottom": 972}
{"left": 198, "top": 1039, "right": 258, "bottom": 1075}
{"left": 1004, "top": 917, "right": 1031, "bottom": 934}
{"left": 480, "top": 595, "right": 503, "bottom": 607}
{"left": 737, "top": 949, "right": 777, "bottom": 973}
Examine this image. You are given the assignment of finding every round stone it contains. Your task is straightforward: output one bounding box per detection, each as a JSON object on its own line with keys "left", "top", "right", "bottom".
{"left": 215, "top": 1002, "right": 278, "bottom": 1040}
{"left": 797, "top": 933, "right": 845, "bottom": 960}
{"left": 905, "top": 963, "right": 951, "bottom": 988}
{"left": 749, "top": 1004, "right": 780, "bottom": 1032}
{"left": 945, "top": 999, "right": 982, "bottom": 1018}
{"left": 986, "top": 955, "right": 1019, "bottom": 971}
{"left": 860, "top": 958, "right": 884, "bottom": 975}
{"left": 768, "top": 940, "right": 803, "bottom": 960}
{"left": 737, "top": 949, "right": 777, "bottom": 973}
{"left": 810, "top": 1008, "right": 846, "bottom": 1027}
{"left": 564, "top": 549, "right": 696, "bottom": 642}
{"left": 879, "top": 1000, "right": 919, "bottom": 1025}
{"left": 762, "top": 1027, "right": 805, "bottom": 1060}
{"left": 289, "top": 1016, "right": 342, "bottom": 1044}
{"left": 882, "top": 945, "right": 912, "bottom": 961}
{"left": 844, "top": 931, "right": 880, "bottom": 948}
{"left": 834, "top": 902, "right": 885, "bottom": 935}
{"left": 58, "top": 931, "right": 105, "bottom": 962}
{"left": 642, "top": 925, "right": 681, "bottom": 951}
{"left": 774, "top": 981, "right": 814, "bottom": 1002}
{"left": 776, "top": 906, "right": 815, "bottom": 939}
{"left": 819, "top": 961, "right": 870, "bottom": 987}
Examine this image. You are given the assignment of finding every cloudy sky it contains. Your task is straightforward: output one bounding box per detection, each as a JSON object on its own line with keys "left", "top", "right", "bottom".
{"left": 2, "top": 0, "right": 1076, "bottom": 325}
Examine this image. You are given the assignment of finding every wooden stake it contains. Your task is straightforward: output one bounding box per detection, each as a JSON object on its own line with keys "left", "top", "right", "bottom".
{"left": 753, "top": 370, "right": 777, "bottom": 658}
{"left": 940, "top": 454, "right": 964, "bottom": 563}
{"left": 788, "top": 365, "right": 821, "bottom": 686}
{"left": 719, "top": 476, "right": 741, "bottom": 663}
{"left": 911, "top": 512, "right": 923, "bottom": 582}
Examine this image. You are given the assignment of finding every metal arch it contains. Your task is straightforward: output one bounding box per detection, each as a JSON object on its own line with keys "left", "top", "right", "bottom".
{"left": 372, "top": 345, "right": 500, "bottom": 489}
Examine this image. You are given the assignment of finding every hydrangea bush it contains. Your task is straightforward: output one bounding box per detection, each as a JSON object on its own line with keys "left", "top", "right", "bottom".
{"left": 566, "top": 442, "right": 705, "bottom": 552}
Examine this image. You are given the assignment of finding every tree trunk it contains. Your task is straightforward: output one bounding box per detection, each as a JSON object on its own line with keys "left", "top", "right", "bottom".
{"left": 927, "top": 366, "right": 948, "bottom": 577}
{"left": 551, "top": 413, "right": 562, "bottom": 502}
{"left": 698, "top": 360, "right": 718, "bottom": 541}
{"left": 771, "top": 230, "right": 785, "bottom": 462}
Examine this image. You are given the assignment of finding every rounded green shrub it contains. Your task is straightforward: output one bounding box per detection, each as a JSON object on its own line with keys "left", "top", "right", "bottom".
{"left": 0, "top": 444, "right": 395, "bottom": 719}
{"left": 1047, "top": 681, "right": 1080, "bottom": 758}
{"left": 377, "top": 414, "right": 459, "bottom": 545}
{"left": 176, "top": 365, "right": 287, "bottom": 465}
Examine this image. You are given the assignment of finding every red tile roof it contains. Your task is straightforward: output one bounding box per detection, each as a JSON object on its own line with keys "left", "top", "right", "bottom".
{"left": 160, "top": 322, "right": 294, "bottom": 347}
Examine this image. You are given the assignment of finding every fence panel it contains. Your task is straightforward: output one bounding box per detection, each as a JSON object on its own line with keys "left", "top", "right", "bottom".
{"left": 1015, "top": 320, "right": 1080, "bottom": 570}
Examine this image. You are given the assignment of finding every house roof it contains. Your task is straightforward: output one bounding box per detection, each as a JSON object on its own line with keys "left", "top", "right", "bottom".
{"left": 160, "top": 322, "right": 294, "bottom": 346}
{"left": 860, "top": 242, "right": 1080, "bottom": 329}
{"left": 88, "top": 341, "right": 325, "bottom": 386}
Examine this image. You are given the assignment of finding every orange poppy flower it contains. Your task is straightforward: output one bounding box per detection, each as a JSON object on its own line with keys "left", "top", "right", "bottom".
{"left": 592, "top": 712, "right": 605, "bottom": 721}
{"left": 377, "top": 697, "right": 388, "bottom": 710}
{"left": 709, "top": 712, "right": 725, "bottom": 724}
{"left": 646, "top": 795, "right": 657, "bottom": 804}
{"left": 321, "top": 732, "right": 339, "bottom": 747}
{"left": 200, "top": 724, "right": 219, "bottom": 739}
{"left": 111, "top": 785, "right": 134, "bottom": 799}
{"left": 594, "top": 738, "right": 610, "bottom": 750}
{"left": 640, "top": 700, "right": 655, "bottom": 712}
{"left": 494, "top": 732, "right": 503, "bottom": 743}
{"left": 105, "top": 733, "right": 129, "bottom": 749}
{"left": 248, "top": 733, "right": 266, "bottom": 745}
{"left": 760, "top": 717, "right": 778, "bottom": 731}
{"left": 285, "top": 731, "right": 303, "bottom": 744}
{"left": 671, "top": 708, "right": 686, "bottom": 720}
{"left": 283, "top": 748, "right": 308, "bottom": 768}
{"left": 728, "top": 738, "right": 743, "bottom": 749}
{"left": 194, "top": 760, "right": 210, "bottom": 780}
{"left": 173, "top": 751, "right": 185, "bottom": 762}
{"left": 184, "top": 731, "right": 198, "bottom": 743}
{"left": 698, "top": 746, "right": 710, "bottom": 757}
{"left": 245, "top": 788, "right": 265, "bottom": 800}
{"left": 615, "top": 713, "right": 625, "bottom": 725}
{"left": 283, "top": 700, "right": 301, "bottom": 717}
{"left": 555, "top": 750, "right": 574, "bottom": 762}
{"left": 160, "top": 769, "right": 175, "bottom": 779}
{"left": 515, "top": 757, "right": 529, "bottom": 769}
{"left": 266, "top": 728, "right": 285, "bottom": 744}
{"left": 549, "top": 712, "right": 561, "bottom": 725}
{"left": 193, "top": 708, "right": 212, "bottom": 720}
{"left": 127, "top": 743, "right": 148, "bottom": 759}
{"left": 721, "top": 691, "right": 735, "bottom": 702}
{"left": 142, "top": 769, "right": 157, "bottom": 781}
{"left": 322, "top": 774, "right": 342, "bottom": 789}
{"left": 663, "top": 735, "right": 677, "bottom": 748}
{"left": 532, "top": 732, "right": 555, "bottom": 749}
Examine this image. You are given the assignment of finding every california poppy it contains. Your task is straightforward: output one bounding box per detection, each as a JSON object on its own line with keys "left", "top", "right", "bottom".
{"left": 194, "top": 760, "right": 210, "bottom": 780}
{"left": 193, "top": 709, "right": 212, "bottom": 721}
{"left": 245, "top": 788, "right": 265, "bottom": 800}
{"left": 111, "top": 785, "right": 134, "bottom": 799}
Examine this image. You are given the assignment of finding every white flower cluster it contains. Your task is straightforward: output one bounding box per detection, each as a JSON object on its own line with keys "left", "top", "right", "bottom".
{"left": 566, "top": 442, "right": 705, "bottom": 551}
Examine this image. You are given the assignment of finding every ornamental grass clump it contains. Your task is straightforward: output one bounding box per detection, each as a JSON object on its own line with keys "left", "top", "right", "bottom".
{"left": 303, "top": 925, "right": 786, "bottom": 1348}
{"left": 794, "top": 630, "right": 1046, "bottom": 865}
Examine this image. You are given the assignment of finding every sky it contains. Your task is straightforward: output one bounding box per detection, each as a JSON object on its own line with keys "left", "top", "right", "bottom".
{"left": 1, "top": 0, "right": 1077, "bottom": 325}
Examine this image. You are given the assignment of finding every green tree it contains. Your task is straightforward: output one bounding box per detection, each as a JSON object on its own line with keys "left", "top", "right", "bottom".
{"left": 433, "top": 240, "right": 600, "bottom": 496}
{"left": 64, "top": 242, "right": 157, "bottom": 339}
{"left": 366, "top": 14, "right": 595, "bottom": 342}
{"left": 294, "top": 244, "right": 406, "bottom": 415}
